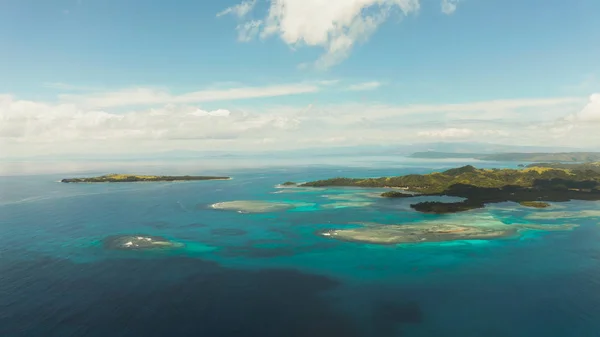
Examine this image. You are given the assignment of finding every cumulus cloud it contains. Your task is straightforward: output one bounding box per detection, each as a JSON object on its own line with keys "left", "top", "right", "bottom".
{"left": 565, "top": 93, "right": 600, "bottom": 122}
{"left": 0, "top": 95, "right": 301, "bottom": 147}
{"left": 1, "top": 90, "right": 591, "bottom": 159}
{"left": 441, "top": 0, "right": 460, "bottom": 15}
{"left": 219, "top": 0, "right": 461, "bottom": 68}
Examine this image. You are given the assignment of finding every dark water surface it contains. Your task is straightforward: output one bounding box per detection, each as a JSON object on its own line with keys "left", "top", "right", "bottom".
{"left": 2, "top": 164, "right": 600, "bottom": 336}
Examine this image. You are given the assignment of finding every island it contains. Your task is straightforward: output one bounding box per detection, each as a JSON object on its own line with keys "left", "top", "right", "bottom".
{"left": 211, "top": 200, "right": 299, "bottom": 213}
{"left": 380, "top": 191, "right": 414, "bottom": 198}
{"left": 103, "top": 235, "right": 184, "bottom": 250}
{"left": 317, "top": 222, "right": 578, "bottom": 245}
{"left": 519, "top": 201, "right": 551, "bottom": 208}
{"left": 409, "top": 151, "right": 600, "bottom": 163}
{"left": 410, "top": 200, "right": 484, "bottom": 214}
{"left": 61, "top": 174, "right": 230, "bottom": 183}
{"left": 299, "top": 165, "right": 600, "bottom": 213}
{"left": 281, "top": 181, "right": 298, "bottom": 186}
{"left": 318, "top": 223, "right": 517, "bottom": 244}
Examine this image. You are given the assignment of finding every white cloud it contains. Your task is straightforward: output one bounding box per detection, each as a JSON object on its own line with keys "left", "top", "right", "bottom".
{"left": 346, "top": 81, "right": 382, "bottom": 91}
{"left": 217, "top": 0, "right": 257, "bottom": 18}
{"left": 189, "top": 108, "right": 231, "bottom": 117}
{"left": 566, "top": 93, "right": 600, "bottom": 122}
{"left": 237, "top": 20, "right": 263, "bottom": 42}
{"left": 1, "top": 91, "right": 592, "bottom": 159}
{"left": 0, "top": 95, "right": 302, "bottom": 150}
{"left": 441, "top": 0, "right": 460, "bottom": 15}
{"left": 220, "top": 0, "right": 461, "bottom": 68}
{"left": 418, "top": 128, "right": 474, "bottom": 139}
{"left": 59, "top": 83, "right": 321, "bottom": 108}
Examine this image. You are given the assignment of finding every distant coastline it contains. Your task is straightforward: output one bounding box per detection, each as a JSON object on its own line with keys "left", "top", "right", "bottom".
{"left": 61, "top": 174, "right": 231, "bottom": 183}
{"left": 409, "top": 151, "right": 600, "bottom": 163}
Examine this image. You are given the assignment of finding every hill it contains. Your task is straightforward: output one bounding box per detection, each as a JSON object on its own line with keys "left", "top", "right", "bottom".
{"left": 300, "top": 165, "right": 600, "bottom": 213}
{"left": 527, "top": 162, "right": 600, "bottom": 173}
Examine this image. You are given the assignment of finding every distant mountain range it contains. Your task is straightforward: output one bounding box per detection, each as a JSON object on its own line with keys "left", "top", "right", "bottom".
{"left": 410, "top": 152, "right": 600, "bottom": 163}
{"left": 2, "top": 142, "right": 593, "bottom": 162}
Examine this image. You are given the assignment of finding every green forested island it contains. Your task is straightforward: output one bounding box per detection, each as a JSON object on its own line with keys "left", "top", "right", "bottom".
{"left": 519, "top": 201, "right": 551, "bottom": 208}
{"left": 410, "top": 152, "right": 600, "bottom": 163}
{"left": 300, "top": 165, "right": 600, "bottom": 213}
{"left": 61, "top": 174, "right": 230, "bottom": 183}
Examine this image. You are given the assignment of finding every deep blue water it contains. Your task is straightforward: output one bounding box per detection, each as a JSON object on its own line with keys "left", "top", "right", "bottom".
{"left": 2, "top": 163, "right": 600, "bottom": 336}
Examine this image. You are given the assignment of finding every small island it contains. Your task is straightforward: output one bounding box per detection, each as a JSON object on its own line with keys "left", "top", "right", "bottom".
{"left": 381, "top": 191, "right": 413, "bottom": 198}
{"left": 318, "top": 223, "right": 518, "bottom": 245}
{"left": 61, "top": 174, "right": 230, "bottom": 183}
{"left": 519, "top": 201, "right": 551, "bottom": 208}
{"left": 103, "top": 235, "right": 184, "bottom": 250}
{"left": 299, "top": 165, "right": 600, "bottom": 214}
{"left": 281, "top": 181, "right": 298, "bottom": 186}
{"left": 211, "top": 200, "right": 297, "bottom": 213}
{"left": 318, "top": 222, "right": 578, "bottom": 245}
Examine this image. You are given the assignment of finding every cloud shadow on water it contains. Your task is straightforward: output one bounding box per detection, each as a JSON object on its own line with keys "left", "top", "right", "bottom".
{"left": 0, "top": 252, "right": 423, "bottom": 337}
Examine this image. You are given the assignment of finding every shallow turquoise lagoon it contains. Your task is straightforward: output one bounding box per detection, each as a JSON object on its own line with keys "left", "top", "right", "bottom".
{"left": 2, "top": 165, "right": 600, "bottom": 336}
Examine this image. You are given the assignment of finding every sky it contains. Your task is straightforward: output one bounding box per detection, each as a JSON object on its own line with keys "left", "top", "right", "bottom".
{"left": 1, "top": 0, "right": 600, "bottom": 158}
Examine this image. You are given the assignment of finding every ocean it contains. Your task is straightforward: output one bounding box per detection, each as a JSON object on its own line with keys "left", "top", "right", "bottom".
{"left": 2, "top": 160, "right": 600, "bottom": 337}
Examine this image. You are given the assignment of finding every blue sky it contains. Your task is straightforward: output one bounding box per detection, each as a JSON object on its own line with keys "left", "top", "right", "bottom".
{"left": 1, "top": 0, "right": 600, "bottom": 157}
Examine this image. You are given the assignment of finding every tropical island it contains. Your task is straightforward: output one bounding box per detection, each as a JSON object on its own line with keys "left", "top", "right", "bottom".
{"left": 317, "top": 221, "right": 578, "bottom": 245}
{"left": 519, "top": 201, "right": 551, "bottom": 208}
{"left": 103, "top": 235, "right": 184, "bottom": 250}
{"left": 299, "top": 165, "right": 600, "bottom": 213}
{"left": 61, "top": 173, "right": 230, "bottom": 183}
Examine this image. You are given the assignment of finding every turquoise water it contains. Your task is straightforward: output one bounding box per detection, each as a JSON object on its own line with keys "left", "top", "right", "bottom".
{"left": 2, "top": 164, "right": 600, "bottom": 336}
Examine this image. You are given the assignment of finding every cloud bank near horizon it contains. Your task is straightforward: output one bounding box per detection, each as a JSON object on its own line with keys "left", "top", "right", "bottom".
{"left": 1, "top": 81, "right": 598, "bottom": 158}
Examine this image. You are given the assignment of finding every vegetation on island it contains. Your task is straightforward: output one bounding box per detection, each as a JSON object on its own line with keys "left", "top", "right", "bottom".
{"left": 318, "top": 223, "right": 518, "bottom": 245}
{"left": 380, "top": 191, "right": 413, "bottom": 198}
{"left": 61, "top": 174, "right": 230, "bottom": 183}
{"left": 300, "top": 165, "right": 600, "bottom": 214}
{"left": 527, "top": 162, "right": 600, "bottom": 173}
{"left": 318, "top": 221, "right": 579, "bottom": 245}
{"left": 281, "top": 181, "right": 297, "bottom": 186}
{"left": 519, "top": 201, "right": 551, "bottom": 208}
{"left": 410, "top": 200, "right": 484, "bottom": 213}
{"left": 410, "top": 152, "right": 600, "bottom": 163}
